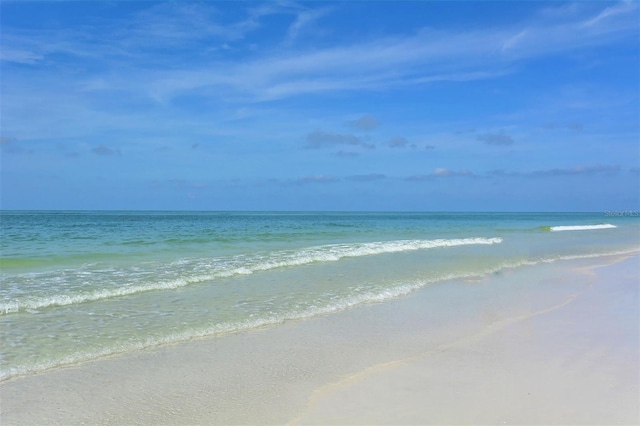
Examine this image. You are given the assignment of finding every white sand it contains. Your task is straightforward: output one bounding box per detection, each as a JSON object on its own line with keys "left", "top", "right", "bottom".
{"left": 1, "top": 254, "right": 638, "bottom": 425}
{"left": 292, "top": 255, "right": 640, "bottom": 425}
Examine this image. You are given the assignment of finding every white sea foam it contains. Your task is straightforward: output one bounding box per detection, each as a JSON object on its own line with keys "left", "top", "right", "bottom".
{"left": 0, "top": 237, "right": 502, "bottom": 314}
{"left": 4, "top": 246, "right": 638, "bottom": 382}
{"left": 0, "top": 269, "right": 486, "bottom": 381}
{"left": 549, "top": 224, "right": 617, "bottom": 232}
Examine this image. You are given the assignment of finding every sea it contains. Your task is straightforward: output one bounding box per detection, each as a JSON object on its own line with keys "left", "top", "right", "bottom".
{"left": 1, "top": 211, "right": 638, "bottom": 381}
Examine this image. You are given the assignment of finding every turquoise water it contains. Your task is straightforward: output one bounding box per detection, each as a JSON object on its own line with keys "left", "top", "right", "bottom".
{"left": 1, "top": 211, "right": 638, "bottom": 380}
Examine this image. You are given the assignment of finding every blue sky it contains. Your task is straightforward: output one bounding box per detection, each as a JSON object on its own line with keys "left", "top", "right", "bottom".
{"left": 1, "top": 1, "right": 638, "bottom": 211}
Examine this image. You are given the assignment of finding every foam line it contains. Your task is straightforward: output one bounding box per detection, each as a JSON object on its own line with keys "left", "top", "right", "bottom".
{"left": 3, "top": 247, "right": 638, "bottom": 382}
{"left": 549, "top": 224, "right": 617, "bottom": 232}
{"left": 0, "top": 237, "right": 502, "bottom": 314}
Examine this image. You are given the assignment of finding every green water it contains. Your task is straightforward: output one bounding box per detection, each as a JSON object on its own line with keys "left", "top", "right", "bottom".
{"left": 1, "top": 211, "right": 638, "bottom": 379}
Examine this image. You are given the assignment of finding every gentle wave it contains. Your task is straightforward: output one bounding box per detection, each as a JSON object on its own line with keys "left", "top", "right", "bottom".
{"left": 0, "top": 237, "right": 502, "bottom": 314}
{"left": 498, "top": 248, "right": 639, "bottom": 270}
{"left": 0, "top": 252, "right": 132, "bottom": 269}
{"left": 546, "top": 224, "right": 617, "bottom": 232}
{"left": 3, "top": 247, "right": 637, "bottom": 382}
{"left": 0, "top": 277, "right": 446, "bottom": 381}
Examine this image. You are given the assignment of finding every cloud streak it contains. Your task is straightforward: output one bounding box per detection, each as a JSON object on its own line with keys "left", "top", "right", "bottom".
{"left": 489, "top": 164, "right": 621, "bottom": 177}
{"left": 158, "top": 1, "right": 638, "bottom": 102}
{"left": 304, "top": 130, "right": 374, "bottom": 150}
{"left": 407, "top": 168, "right": 474, "bottom": 181}
{"left": 406, "top": 165, "right": 621, "bottom": 181}
{"left": 286, "top": 6, "right": 332, "bottom": 42}
{"left": 0, "top": 137, "right": 34, "bottom": 154}
{"left": 92, "top": 145, "right": 121, "bottom": 157}
{"left": 2, "top": 2, "right": 637, "bottom": 211}
{"left": 5, "top": 1, "right": 636, "bottom": 104}
{"left": 477, "top": 132, "right": 514, "bottom": 146}
{"left": 346, "top": 173, "right": 386, "bottom": 181}
{"left": 349, "top": 114, "right": 379, "bottom": 131}
{"left": 295, "top": 175, "right": 338, "bottom": 184}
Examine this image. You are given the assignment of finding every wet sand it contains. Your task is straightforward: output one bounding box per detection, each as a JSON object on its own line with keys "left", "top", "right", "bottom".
{"left": 1, "top": 254, "right": 638, "bottom": 425}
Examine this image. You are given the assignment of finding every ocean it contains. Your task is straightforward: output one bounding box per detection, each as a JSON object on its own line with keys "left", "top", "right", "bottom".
{"left": 1, "top": 211, "right": 638, "bottom": 381}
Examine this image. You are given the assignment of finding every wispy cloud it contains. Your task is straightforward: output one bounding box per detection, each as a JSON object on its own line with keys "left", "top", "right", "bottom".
{"left": 489, "top": 164, "right": 621, "bottom": 177}
{"left": 387, "top": 136, "right": 409, "bottom": 148}
{"left": 149, "top": 179, "right": 211, "bottom": 191}
{"left": 151, "top": 1, "right": 637, "bottom": 102}
{"left": 581, "top": 1, "right": 637, "bottom": 28}
{"left": 333, "top": 151, "right": 360, "bottom": 158}
{"left": 346, "top": 173, "right": 386, "bottom": 181}
{"left": 348, "top": 114, "right": 379, "bottom": 131}
{"left": 528, "top": 164, "right": 620, "bottom": 177}
{"left": 405, "top": 164, "right": 621, "bottom": 181}
{"left": 477, "top": 132, "right": 515, "bottom": 146}
{"left": 287, "top": 6, "right": 333, "bottom": 42}
{"left": 0, "top": 48, "right": 44, "bottom": 65}
{"left": 541, "top": 122, "right": 583, "bottom": 131}
{"left": 117, "top": 2, "right": 295, "bottom": 48}
{"left": 296, "top": 175, "right": 338, "bottom": 184}
{"left": 407, "top": 168, "right": 474, "bottom": 181}
{"left": 3, "top": 1, "right": 636, "bottom": 105}
{"left": 433, "top": 168, "right": 473, "bottom": 177}
{"left": 92, "top": 145, "right": 121, "bottom": 157}
{"left": 0, "top": 137, "right": 34, "bottom": 154}
{"left": 304, "top": 130, "right": 374, "bottom": 150}
{"left": 387, "top": 136, "right": 421, "bottom": 150}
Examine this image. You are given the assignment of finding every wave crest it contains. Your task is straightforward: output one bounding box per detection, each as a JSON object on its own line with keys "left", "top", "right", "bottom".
{"left": 0, "top": 237, "right": 502, "bottom": 314}
{"left": 548, "top": 224, "right": 617, "bottom": 232}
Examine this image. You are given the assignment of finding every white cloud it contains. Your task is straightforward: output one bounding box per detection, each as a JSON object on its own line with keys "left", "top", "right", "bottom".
{"left": 121, "top": 2, "right": 288, "bottom": 45}
{"left": 388, "top": 137, "right": 409, "bottom": 148}
{"left": 92, "top": 145, "right": 121, "bottom": 157}
{"left": 349, "top": 114, "right": 379, "bottom": 131}
{"left": 581, "top": 1, "right": 637, "bottom": 29}
{"left": 407, "top": 168, "right": 473, "bottom": 180}
{"left": 148, "top": 2, "right": 637, "bottom": 102}
{"left": 477, "top": 132, "right": 515, "bottom": 146}
{"left": 287, "top": 6, "right": 333, "bottom": 41}
{"left": 333, "top": 151, "right": 360, "bottom": 158}
{"left": 305, "top": 130, "right": 374, "bottom": 150}
{"left": 346, "top": 173, "right": 386, "bottom": 181}
{"left": 489, "top": 164, "right": 621, "bottom": 178}
{"left": 501, "top": 29, "right": 529, "bottom": 52}
{"left": 4, "top": 2, "right": 636, "bottom": 104}
{"left": 296, "top": 175, "right": 338, "bottom": 184}
{"left": 433, "top": 168, "right": 473, "bottom": 177}
{"left": 0, "top": 49, "right": 44, "bottom": 64}
{"left": 529, "top": 165, "right": 620, "bottom": 177}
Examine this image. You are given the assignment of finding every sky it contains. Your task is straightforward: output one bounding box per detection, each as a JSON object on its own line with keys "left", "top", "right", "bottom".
{"left": 1, "top": 1, "right": 638, "bottom": 211}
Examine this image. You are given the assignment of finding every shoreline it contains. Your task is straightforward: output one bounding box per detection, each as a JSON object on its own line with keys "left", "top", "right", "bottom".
{"left": 1, "top": 253, "right": 638, "bottom": 425}
{"left": 291, "top": 254, "right": 639, "bottom": 425}
{"left": 2, "top": 248, "right": 637, "bottom": 383}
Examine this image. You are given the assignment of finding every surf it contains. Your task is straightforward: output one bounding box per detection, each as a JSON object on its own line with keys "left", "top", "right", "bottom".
{"left": 3, "top": 247, "right": 638, "bottom": 382}
{"left": 546, "top": 224, "right": 617, "bottom": 232}
{"left": 0, "top": 237, "right": 502, "bottom": 314}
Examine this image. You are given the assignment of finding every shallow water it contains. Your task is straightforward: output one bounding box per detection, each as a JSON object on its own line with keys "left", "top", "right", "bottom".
{"left": 1, "top": 211, "right": 638, "bottom": 379}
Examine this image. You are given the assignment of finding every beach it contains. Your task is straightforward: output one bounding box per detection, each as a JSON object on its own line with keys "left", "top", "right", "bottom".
{"left": 3, "top": 0, "right": 639, "bottom": 421}
{"left": 1, "top": 252, "right": 637, "bottom": 425}
{"left": 3, "top": 0, "right": 640, "bottom": 422}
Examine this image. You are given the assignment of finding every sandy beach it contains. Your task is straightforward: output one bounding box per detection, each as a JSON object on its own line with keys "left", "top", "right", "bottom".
{"left": 1, "top": 253, "right": 638, "bottom": 425}
{"left": 3, "top": 0, "right": 639, "bottom": 423}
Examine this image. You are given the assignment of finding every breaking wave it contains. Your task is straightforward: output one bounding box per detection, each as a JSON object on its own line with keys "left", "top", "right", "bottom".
{"left": 544, "top": 224, "right": 617, "bottom": 232}
{"left": 0, "top": 237, "right": 502, "bottom": 314}
{"left": 3, "top": 246, "right": 637, "bottom": 382}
